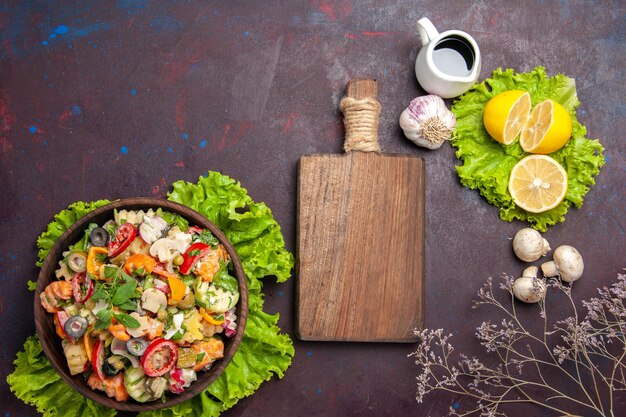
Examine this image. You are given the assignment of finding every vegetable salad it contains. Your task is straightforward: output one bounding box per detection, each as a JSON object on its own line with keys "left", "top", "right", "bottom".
{"left": 39, "top": 208, "right": 240, "bottom": 403}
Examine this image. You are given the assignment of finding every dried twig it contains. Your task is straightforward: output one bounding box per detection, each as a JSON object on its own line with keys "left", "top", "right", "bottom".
{"left": 410, "top": 272, "right": 626, "bottom": 417}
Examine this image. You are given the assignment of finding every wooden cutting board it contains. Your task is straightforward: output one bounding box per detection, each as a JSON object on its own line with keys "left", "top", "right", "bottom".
{"left": 296, "top": 79, "right": 424, "bottom": 342}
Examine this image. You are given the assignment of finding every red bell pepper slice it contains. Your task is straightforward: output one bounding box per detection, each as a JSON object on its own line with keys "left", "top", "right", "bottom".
{"left": 92, "top": 338, "right": 106, "bottom": 380}
{"left": 178, "top": 242, "right": 210, "bottom": 275}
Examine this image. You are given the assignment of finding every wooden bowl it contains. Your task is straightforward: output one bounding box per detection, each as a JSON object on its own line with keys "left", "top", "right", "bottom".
{"left": 34, "top": 198, "right": 248, "bottom": 412}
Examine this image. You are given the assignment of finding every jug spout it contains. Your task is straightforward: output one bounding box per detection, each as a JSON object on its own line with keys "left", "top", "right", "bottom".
{"left": 417, "top": 17, "right": 439, "bottom": 47}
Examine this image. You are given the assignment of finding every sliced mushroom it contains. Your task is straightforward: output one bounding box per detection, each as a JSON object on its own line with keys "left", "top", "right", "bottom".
{"left": 141, "top": 288, "right": 167, "bottom": 313}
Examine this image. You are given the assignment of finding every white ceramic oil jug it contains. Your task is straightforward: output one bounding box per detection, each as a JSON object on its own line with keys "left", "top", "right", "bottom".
{"left": 415, "top": 17, "right": 481, "bottom": 98}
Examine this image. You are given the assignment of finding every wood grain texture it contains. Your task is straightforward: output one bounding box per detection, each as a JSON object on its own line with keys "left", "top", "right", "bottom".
{"left": 345, "top": 77, "right": 377, "bottom": 100}
{"left": 297, "top": 152, "right": 425, "bottom": 342}
{"left": 34, "top": 198, "right": 248, "bottom": 412}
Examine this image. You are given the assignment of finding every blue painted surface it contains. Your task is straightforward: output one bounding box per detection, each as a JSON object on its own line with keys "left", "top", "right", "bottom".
{"left": 117, "top": 0, "right": 149, "bottom": 11}
{"left": 54, "top": 25, "right": 69, "bottom": 35}
{"left": 150, "top": 16, "right": 183, "bottom": 32}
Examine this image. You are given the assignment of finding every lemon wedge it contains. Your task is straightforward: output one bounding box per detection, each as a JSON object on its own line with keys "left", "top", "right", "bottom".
{"left": 520, "top": 99, "right": 572, "bottom": 154}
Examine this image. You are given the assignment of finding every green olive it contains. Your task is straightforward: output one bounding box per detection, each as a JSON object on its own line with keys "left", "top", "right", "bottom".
{"left": 67, "top": 252, "right": 87, "bottom": 273}
{"left": 177, "top": 291, "right": 195, "bottom": 309}
{"left": 157, "top": 309, "right": 167, "bottom": 322}
{"left": 176, "top": 348, "right": 196, "bottom": 368}
{"left": 84, "top": 298, "right": 96, "bottom": 310}
{"left": 173, "top": 255, "right": 184, "bottom": 266}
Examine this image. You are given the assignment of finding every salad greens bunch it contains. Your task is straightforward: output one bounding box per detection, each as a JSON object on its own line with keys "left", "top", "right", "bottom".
{"left": 8, "top": 171, "right": 295, "bottom": 417}
{"left": 451, "top": 67, "right": 605, "bottom": 231}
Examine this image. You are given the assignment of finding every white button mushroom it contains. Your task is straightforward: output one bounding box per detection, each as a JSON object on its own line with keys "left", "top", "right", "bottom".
{"left": 512, "top": 228, "right": 551, "bottom": 262}
{"left": 541, "top": 245, "right": 584, "bottom": 283}
{"left": 126, "top": 312, "right": 150, "bottom": 338}
{"left": 141, "top": 288, "right": 167, "bottom": 313}
{"left": 522, "top": 265, "right": 539, "bottom": 279}
{"left": 149, "top": 233, "right": 191, "bottom": 263}
{"left": 512, "top": 266, "right": 547, "bottom": 303}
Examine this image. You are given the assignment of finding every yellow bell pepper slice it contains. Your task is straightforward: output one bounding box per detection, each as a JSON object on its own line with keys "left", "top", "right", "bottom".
{"left": 199, "top": 308, "right": 224, "bottom": 325}
{"left": 123, "top": 253, "right": 157, "bottom": 275}
{"left": 83, "top": 332, "right": 93, "bottom": 362}
{"left": 86, "top": 247, "right": 108, "bottom": 278}
{"left": 167, "top": 275, "right": 187, "bottom": 303}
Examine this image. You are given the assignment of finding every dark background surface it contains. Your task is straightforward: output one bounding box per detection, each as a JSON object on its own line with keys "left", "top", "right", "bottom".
{"left": 1, "top": 1, "right": 624, "bottom": 416}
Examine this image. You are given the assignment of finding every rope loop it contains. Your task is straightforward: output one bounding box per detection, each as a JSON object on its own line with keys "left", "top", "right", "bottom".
{"left": 339, "top": 96, "right": 381, "bottom": 153}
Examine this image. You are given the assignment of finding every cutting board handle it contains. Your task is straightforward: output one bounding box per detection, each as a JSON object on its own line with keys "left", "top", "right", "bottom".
{"left": 340, "top": 79, "right": 381, "bottom": 153}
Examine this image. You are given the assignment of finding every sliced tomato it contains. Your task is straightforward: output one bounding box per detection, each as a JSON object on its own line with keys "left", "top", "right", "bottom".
{"left": 71, "top": 272, "right": 94, "bottom": 303}
{"left": 178, "top": 242, "right": 210, "bottom": 275}
{"left": 186, "top": 226, "right": 203, "bottom": 235}
{"left": 92, "top": 338, "right": 106, "bottom": 380}
{"left": 107, "top": 223, "right": 137, "bottom": 258}
{"left": 141, "top": 338, "right": 178, "bottom": 377}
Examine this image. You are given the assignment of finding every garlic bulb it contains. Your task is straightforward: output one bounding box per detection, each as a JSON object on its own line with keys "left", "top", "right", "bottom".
{"left": 399, "top": 95, "right": 456, "bottom": 149}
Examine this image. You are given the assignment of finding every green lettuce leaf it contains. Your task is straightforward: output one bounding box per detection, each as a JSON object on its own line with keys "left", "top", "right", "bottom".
{"left": 8, "top": 171, "right": 295, "bottom": 417}
{"left": 7, "top": 336, "right": 116, "bottom": 417}
{"left": 36, "top": 200, "right": 110, "bottom": 267}
{"left": 451, "top": 67, "right": 605, "bottom": 231}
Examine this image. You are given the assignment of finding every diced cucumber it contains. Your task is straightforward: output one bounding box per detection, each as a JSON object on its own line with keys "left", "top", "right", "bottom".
{"left": 124, "top": 367, "right": 155, "bottom": 403}
{"left": 64, "top": 305, "right": 79, "bottom": 317}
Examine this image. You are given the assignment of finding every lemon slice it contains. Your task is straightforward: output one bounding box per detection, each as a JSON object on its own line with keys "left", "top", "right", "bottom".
{"left": 508, "top": 155, "right": 568, "bottom": 213}
{"left": 483, "top": 90, "right": 531, "bottom": 145}
{"left": 520, "top": 99, "right": 572, "bottom": 154}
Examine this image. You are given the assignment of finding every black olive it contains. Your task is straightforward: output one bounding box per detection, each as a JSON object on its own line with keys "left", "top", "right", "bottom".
{"left": 126, "top": 338, "right": 148, "bottom": 356}
{"left": 64, "top": 316, "right": 88, "bottom": 339}
{"left": 89, "top": 227, "right": 110, "bottom": 247}
{"left": 102, "top": 359, "right": 120, "bottom": 376}
{"left": 160, "top": 224, "right": 171, "bottom": 239}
